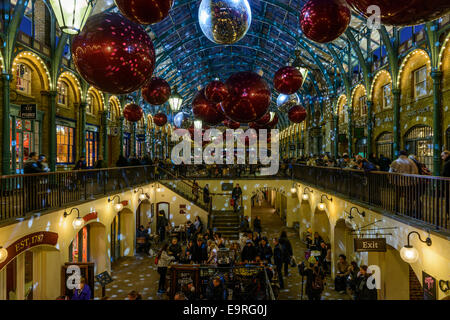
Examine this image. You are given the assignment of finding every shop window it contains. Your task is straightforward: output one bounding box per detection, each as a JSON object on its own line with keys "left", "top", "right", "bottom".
{"left": 359, "top": 96, "right": 367, "bottom": 116}
{"left": 404, "top": 125, "right": 433, "bottom": 172}
{"left": 414, "top": 66, "right": 427, "bottom": 99}
{"left": 56, "top": 125, "right": 75, "bottom": 164}
{"left": 69, "top": 225, "right": 90, "bottom": 263}
{"left": 376, "top": 132, "right": 393, "bottom": 160}
{"left": 123, "top": 132, "right": 131, "bottom": 158}
{"left": 57, "top": 81, "right": 68, "bottom": 106}
{"left": 86, "top": 131, "right": 98, "bottom": 168}
{"left": 16, "top": 63, "right": 32, "bottom": 95}
{"left": 382, "top": 84, "right": 392, "bottom": 109}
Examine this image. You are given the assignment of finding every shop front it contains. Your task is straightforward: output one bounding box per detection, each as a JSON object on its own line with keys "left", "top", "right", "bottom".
{"left": 56, "top": 118, "right": 76, "bottom": 168}
{"left": 404, "top": 125, "right": 433, "bottom": 171}
{"left": 85, "top": 124, "right": 99, "bottom": 168}
{"left": 0, "top": 231, "right": 59, "bottom": 300}
{"left": 9, "top": 104, "right": 43, "bottom": 174}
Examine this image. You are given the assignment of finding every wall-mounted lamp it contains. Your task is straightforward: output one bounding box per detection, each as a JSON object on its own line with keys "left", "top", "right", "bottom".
{"left": 156, "top": 184, "right": 161, "bottom": 192}
{"left": 318, "top": 194, "right": 332, "bottom": 211}
{"left": 400, "top": 231, "right": 432, "bottom": 264}
{"left": 349, "top": 207, "right": 366, "bottom": 218}
{"left": 108, "top": 195, "right": 123, "bottom": 212}
{"left": 64, "top": 208, "right": 84, "bottom": 229}
{"left": 290, "top": 183, "right": 297, "bottom": 194}
{"left": 0, "top": 246, "right": 8, "bottom": 263}
{"left": 135, "top": 187, "right": 147, "bottom": 201}
{"left": 302, "top": 187, "right": 313, "bottom": 201}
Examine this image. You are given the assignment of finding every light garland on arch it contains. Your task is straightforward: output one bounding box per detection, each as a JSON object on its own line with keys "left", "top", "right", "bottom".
{"left": 11, "top": 51, "right": 52, "bottom": 89}
{"left": 438, "top": 33, "right": 450, "bottom": 69}
{"left": 57, "top": 71, "right": 82, "bottom": 100}
{"left": 350, "top": 84, "right": 367, "bottom": 106}
{"left": 87, "top": 86, "right": 106, "bottom": 111}
{"left": 371, "top": 69, "right": 392, "bottom": 91}
{"left": 396, "top": 49, "right": 431, "bottom": 88}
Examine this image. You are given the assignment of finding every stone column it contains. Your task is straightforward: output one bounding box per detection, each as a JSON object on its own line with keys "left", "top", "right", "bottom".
{"left": 431, "top": 71, "right": 443, "bottom": 175}
{"left": 48, "top": 90, "right": 58, "bottom": 171}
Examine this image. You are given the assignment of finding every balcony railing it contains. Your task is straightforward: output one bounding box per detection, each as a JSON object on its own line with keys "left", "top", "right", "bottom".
{"left": 292, "top": 165, "right": 450, "bottom": 233}
{"left": 0, "top": 165, "right": 156, "bottom": 225}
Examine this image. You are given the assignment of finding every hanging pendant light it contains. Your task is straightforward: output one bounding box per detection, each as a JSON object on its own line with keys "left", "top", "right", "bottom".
{"left": 49, "top": 0, "right": 96, "bottom": 35}
{"left": 292, "top": 49, "right": 309, "bottom": 88}
{"left": 168, "top": 86, "right": 183, "bottom": 113}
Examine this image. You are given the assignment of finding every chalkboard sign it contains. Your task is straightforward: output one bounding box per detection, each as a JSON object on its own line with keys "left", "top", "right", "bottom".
{"left": 423, "top": 271, "right": 437, "bottom": 300}
{"left": 21, "top": 104, "right": 36, "bottom": 120}
{"left": 168, "top": 266, "right": 200, "bottom": 299}
{"left": 95, "top": 271, "right": 113, "bottom": 287}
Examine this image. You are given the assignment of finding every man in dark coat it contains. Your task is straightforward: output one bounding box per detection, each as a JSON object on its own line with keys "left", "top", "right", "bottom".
{"left": 192, "top": 237, "right": 208, "bottom": 264}
{"left": 203, "top": 184, "right": 210, "bottom": 205}
{"left": 257, "top": 237, "right": 273, "bottom": 264}
{"left": 253, "top": 216, "right": 262, "bottom": 234}
{"left": 23, "top": 152, "right": 43, "bottom": 174}
{"left": 231, "top": 184, "right": 242, "bottom": 212}
{"left": 273, "top": 238, "right": 285, "bottom": 289}
{"left": 168, "top": 237, "right": 182, "bottom": 261}
{"left": 157, "top": 210, "right": 168, "bottom": 242}
{"left": 241, "top": 240, "right": 257, "bottom": 262}
{"left": 355, "top": 265, "right": 378, "bottom": 300}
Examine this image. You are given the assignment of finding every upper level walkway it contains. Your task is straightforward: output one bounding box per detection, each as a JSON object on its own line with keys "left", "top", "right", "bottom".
{"left": 0, "top": 164, "right": 449, "bottom": 235}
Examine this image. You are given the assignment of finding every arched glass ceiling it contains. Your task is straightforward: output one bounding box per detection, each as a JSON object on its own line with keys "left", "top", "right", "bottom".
{"left": 93, "top": 0, "right": 388, "bottom": 126}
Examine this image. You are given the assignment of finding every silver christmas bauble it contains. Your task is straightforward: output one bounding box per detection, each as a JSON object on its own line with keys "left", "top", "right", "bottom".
{"left": 277, "top": 93, "right": 300, "bottom": 112}
{"left": 174, "top": 111, "right": 193, "bottom": 129}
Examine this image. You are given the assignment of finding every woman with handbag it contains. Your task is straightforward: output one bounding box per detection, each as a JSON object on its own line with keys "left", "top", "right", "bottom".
{"left": 156, "top": 243, "right": 175, "bottom": 294}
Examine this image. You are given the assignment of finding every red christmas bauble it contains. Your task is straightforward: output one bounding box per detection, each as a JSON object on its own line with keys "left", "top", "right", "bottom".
{"left": 223, "top": 118, "right": 240, "bottom": 129}
{"left": 72, "top": 12, "right": 155, "bottom": 94}
{"left": 255, "top": 113, "right": 271, "bottom": 125}
{"left": 142, "top": 77, "right": 171, "bottom": 105}
{"left": 123, "top": 103, "right": 144, "bottom": 122}
{"left": 345, "top": 0, "right": 450, "bottom": 26}
{"left": 221, "top": 71, "right": 271, "bottom": 123}
{"left": 153, "top": 112, "right": 167, "bottom": 126}
{"left": 192, "top": 90, "right": 225, "bottom": 126}
{"left": 300, "top": 0, "right": 351, "bottom": 43}
{"left": 288, "top": 105, "right": 307, "bottom": 123}
{"left": 205, "top": 80, "right": 229, "bottom": 103}
{"left": 274, "top": 66, "right": 304, "bottom": 95}
{"left": 114, "top": 0, "right": 174, "bottom": 25}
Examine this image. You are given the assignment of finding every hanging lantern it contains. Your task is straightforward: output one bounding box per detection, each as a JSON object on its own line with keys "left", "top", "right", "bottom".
{"left": 49, "top": 0, "right": 96, "bottom": 35}
{"left": 221, "top": 71, "right": 271, "bottom": 123}
{"left": 153, "top": 113, "right": 168, "bottom": 127}
{"left": 273, "top": 66, "right": 304, "bottom": 95}
{"left": 123, "top": 103, "right": 144, "bottom": 122}
{"left": 114, "top": 0, "right": 174, "bottom": 25}
{"left": 198, "top": 0, "right": 252, "bottom": 44}
{"left": 168, "top": 86, "right": 183, "bottom": 112}
{"left": 72, "top": 12, "right": 155, "bottom": 94}
{"left": 288, "top": 105, "right": 307, "bottom": 123}
{"left": 142, "top": 78, "right": 171, "bottom": 106}
{"left": 345, "top": 0, "right": 450, "bottom": 26}
{"left": 299, "top": 0, "right": 351, "bottom": 43}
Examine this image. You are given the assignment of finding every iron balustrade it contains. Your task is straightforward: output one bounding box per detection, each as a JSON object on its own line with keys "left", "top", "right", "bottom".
{"left": 0, "top": 165, "right": 156, "bottom": 224}
{"left": 292, "top": 165, "right": 450, "bottom": 232}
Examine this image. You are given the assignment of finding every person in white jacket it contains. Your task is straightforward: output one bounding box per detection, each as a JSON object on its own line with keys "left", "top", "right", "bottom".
{"left": 157, "top": 243, "right": 175, "bottom": 293}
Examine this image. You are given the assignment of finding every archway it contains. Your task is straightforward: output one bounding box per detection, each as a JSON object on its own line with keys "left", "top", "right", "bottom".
{"left": 89, "top": 222, "right": 107, "bottom": 275}
{"left": 298, "top": 199, "right": 313, "bottom": 242}
{"left": 368, "top": 244, "right": 410, "bottom": 300}
{"left": 333, "top": 219, "right": 360, "bottom": 265}
{"left": 312, "top": 208, "right": 330, "bottom": 243}
{"left": 119, "top": 208, "right": 134, "bottom": 257}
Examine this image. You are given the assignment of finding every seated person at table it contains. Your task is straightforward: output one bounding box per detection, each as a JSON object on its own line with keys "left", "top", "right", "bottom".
{"left": 168, "top": 237, "right": 182, "bottom": 262}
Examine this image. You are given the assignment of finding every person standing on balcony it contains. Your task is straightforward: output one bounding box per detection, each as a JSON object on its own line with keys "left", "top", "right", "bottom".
{"left": 231, "top": 183, "right": 242, "bottom": 212}
{"left": 38, "top": 154, "right": 50, "bottom": 172}
{"left": 389, "top": 150, "right": 418, "bottom": 174}
{"left": 441, "top": 151, "right": 450, "bottom": 177}
{"left": 73, "top": 156, "right": 87, "bottom": 170}
{"left": 24, "top": 152, "right": 43, "bottom": 174}
{"left": 378, "top": 154, "right": 391, "bottom": 172}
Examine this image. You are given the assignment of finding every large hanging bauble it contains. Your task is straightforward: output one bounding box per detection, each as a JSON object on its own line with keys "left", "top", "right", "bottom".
{"left": 274, "top": 66, "right": 304, "bottom": 95}
{"left": 205, "top": 80, "right": 229, "bottom": 103}
{"left": 277, "top": 93, "right": 300, "bottom": 112}
{"left": 255, "top": 113, "right": 271, "bottom": 125}
{"left": 142, "top": 77, "right": 171, "bottom": 105}
{"left": 198, "top": 0, "right": 252, "bottom": 44}
{"left": 288, "top": 105, "right": 307, "bottom": 123}
{"left": 221, "top": 71, "right": 271, "bottom": 123}
{"left": 223, "top": 118, "right": 240, "bottom": 129}
{"left": 114, "top": 0, "right": 173, "bottom": 25}
{"left": 345, "top": 0, "right": 450, "bottom": 26}
{"left": 174, "top": 111, "right": 193, "bottom": 129}
{"left": 153, "top": 113, "right": 168, "bottom": 126}
{"left": 72, "top": 13, "right": 155, "bottom": 94}
{"left": 123, "top": 103, "right": 144, "bottom": 122}
{"left": 299, "top": 0, "right": 351, "bottom": 43}
{"left": 192, "top": 90, "right": 226, "bottom": 126}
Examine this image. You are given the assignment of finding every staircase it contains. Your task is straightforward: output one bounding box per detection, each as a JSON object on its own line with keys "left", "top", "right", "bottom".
{"left": 211, "top": 210, "right": 240, "bottom": 240}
